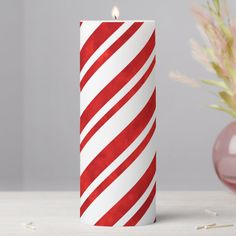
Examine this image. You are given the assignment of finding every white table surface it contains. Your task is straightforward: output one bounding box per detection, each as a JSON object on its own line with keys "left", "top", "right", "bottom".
{"left": 0, "top": 191, "right": 236, "bottom": 236}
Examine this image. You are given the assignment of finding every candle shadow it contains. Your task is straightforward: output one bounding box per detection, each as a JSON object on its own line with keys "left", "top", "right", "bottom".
{"left": 153, "top": 210, "right": 202, "bottom": 224}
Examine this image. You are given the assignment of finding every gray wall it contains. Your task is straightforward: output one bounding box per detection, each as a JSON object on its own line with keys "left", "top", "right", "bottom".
{"left": 1, "top": 0, "right": 235, "bottom": 190}
{"left": 23, "top": 0, "right": 80, "bottom": 190}
{"left": 0, "top": 0, "right": 23, "bottom": 190}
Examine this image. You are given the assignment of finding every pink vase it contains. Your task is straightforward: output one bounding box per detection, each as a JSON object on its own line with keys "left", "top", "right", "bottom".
{"left": 213, "top": 122, "right": 236, "bottom": 191}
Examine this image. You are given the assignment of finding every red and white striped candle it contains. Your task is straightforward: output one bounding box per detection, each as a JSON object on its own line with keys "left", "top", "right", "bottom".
{"left": 80, "top": 12, "right": 156, "bottom": 226}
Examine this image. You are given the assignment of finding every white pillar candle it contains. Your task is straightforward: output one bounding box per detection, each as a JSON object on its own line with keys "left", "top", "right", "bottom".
{"left": 80, "top": 9, "right": 156, "bottom": 226}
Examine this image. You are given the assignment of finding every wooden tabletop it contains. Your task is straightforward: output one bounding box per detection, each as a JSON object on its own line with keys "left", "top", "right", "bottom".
{"left": 0, "top": 191, "right": 236, "bottom": 236}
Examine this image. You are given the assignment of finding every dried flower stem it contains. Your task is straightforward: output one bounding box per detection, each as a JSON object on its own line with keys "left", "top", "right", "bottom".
{"left": 169, "top": 72, "right": 201, "bottom": 88}
{"left": 170, "top": 0, "right": 236, "bottom": 119}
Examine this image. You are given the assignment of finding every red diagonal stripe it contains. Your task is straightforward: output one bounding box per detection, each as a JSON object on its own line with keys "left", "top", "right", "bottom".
{"left": 80, "top": 31, "right": 155, "bottom": 133}
{"left": 80, "top": 90, "right": 156, "bottom": 196}
{"left": 124, "top": 183, "right": 156, "bottom": 226}
{"left": 80, "top": 121, "right": 156, "bottom": 216}
{"left": 95, "top": 155, "right": 156, "bottom": 226}
{"left": 80, "top": 57, "right": 156, "bottom": 151}
{"left": 80, "top": 21, "right": 83, "bottom": 26}
{"left": 80, "top": 22, "right": 143, "bottom": 91}
{"left": 80, "top": 22, "right": 123, "bottom": 71}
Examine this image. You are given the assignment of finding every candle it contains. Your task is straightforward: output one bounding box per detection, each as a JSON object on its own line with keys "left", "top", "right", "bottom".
{"left": 80, "top": 7, "right": 157, "bottom": 226}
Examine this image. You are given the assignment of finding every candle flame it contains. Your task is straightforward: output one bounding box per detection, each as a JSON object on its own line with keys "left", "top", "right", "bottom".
{"left": 112, "top": 6, "right": 120, "bottom": 20}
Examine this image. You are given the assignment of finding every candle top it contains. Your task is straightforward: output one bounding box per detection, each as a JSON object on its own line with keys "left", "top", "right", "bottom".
{"left": 80, "top": 20, "right": 155, "bottom": 23}
{"left": 81, "top": 6, "right": 155, "bottom": 23}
